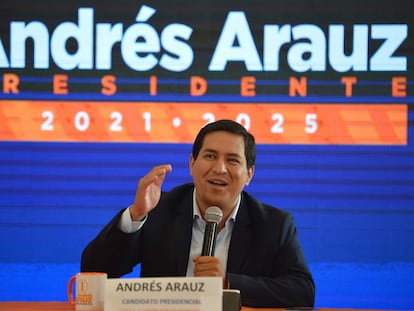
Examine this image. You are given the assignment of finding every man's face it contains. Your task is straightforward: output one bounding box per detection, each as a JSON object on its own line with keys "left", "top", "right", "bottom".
{"left": 189, "top": 131, "right": 254, "bottom": 213}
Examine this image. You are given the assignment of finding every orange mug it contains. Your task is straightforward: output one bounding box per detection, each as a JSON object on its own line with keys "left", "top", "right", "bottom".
{"left": 67, "top": 272, "right": 107, "bottom": 311}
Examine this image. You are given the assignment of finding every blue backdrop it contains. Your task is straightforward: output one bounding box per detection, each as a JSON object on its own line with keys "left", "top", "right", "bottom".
{"left": 1, "top": 138, "right": 413, "bottom": 308}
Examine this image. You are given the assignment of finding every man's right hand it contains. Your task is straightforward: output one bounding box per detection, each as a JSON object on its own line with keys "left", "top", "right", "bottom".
{"left": 129, "top": 164, "right": 172, "bottom": 221}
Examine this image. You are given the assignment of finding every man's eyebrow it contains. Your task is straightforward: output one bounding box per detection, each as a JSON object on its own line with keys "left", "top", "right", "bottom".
{"left": 202, "top": 148, "right": 242, "bottom": 158}
{"left": 201, "top": 148, "right": 217, "bottom": 153}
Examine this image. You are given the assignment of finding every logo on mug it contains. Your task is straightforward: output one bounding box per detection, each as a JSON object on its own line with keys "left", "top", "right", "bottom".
{"left": 78, "top": 280, "right": 89, "bottom": 292}
{"left": 77, "top": 280, "right": 92, "bottom": 305}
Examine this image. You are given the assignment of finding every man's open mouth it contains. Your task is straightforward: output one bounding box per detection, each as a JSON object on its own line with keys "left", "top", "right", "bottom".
{"left": 208, "top": 180, "right": 227, "bottom": 187}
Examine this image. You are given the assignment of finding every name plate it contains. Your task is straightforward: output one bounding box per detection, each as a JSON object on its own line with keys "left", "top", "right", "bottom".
{"left": 104, "top": 277, "right": 222, "bottom": 311}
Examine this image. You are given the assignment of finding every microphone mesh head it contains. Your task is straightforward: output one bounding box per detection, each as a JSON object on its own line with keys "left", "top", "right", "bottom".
{"left": 205, "top": 206, "right": 223, "bottom": 223}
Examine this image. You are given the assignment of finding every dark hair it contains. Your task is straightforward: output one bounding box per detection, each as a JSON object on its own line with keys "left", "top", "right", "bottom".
{"left": 192, "top": 119, "right": 256, "bottom": 169}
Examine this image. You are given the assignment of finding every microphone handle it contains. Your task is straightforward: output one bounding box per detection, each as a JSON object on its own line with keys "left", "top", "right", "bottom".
{"left": 201, "top": 221, "right": 218, "bottom": 256}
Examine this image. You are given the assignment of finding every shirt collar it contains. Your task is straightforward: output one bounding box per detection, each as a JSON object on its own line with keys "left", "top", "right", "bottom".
{"left": 192, "top": 188, "right": 240, "bottom": 224}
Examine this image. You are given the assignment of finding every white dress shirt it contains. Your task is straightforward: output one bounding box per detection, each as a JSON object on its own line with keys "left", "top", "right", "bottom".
{"left": 118, "top": 189, "right": 240, "bottom": 276}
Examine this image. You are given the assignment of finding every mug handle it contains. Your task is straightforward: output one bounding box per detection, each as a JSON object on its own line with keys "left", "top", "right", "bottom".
{"left": 67, "top": 275, "right": 76, "bottom": 305}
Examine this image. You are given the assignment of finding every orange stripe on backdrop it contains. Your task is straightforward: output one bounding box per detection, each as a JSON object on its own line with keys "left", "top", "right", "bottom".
{"left": 0, "top": 100, "right": 407, "bottom": 145}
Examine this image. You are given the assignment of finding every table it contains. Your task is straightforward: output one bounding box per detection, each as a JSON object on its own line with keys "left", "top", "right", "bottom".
{"left": 0, "top": 302, "right": 391, "bottom": 311}
{"left": 0, "top": 302, "right": 276, "bottom": 310}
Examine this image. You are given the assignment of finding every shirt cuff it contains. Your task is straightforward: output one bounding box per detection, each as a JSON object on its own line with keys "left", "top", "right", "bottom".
{"left": 118, "top": 206, "right": 147, "bottom": 233}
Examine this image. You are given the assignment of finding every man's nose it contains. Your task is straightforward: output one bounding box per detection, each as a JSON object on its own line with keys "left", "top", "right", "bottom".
{"left": 213, "top": 159, "right": 227, "bottom": 173}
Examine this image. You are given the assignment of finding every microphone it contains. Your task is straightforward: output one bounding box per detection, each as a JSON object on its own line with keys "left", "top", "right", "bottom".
{"left": 201, "top": 206, "right": 223, "bottom": 256}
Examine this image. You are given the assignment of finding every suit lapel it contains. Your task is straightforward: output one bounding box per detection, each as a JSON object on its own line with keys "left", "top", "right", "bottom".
{"left": 173, "top": 190, "right": 194, "bottom": 276}
{"left": 227, "top": 195, "right": 252, "bottom": 273}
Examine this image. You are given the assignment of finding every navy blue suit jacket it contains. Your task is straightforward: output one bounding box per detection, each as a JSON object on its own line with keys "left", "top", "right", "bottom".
{"left": 81, "top": 183, "right": 315, "bottom": 308}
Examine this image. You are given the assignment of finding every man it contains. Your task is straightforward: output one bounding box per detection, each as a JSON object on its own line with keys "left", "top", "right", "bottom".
{"left": 81, "top": 119, "right": 315, "bottom": 308}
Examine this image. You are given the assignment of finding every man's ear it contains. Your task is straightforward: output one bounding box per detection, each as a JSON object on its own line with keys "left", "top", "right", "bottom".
{"left": 189, "top": 154, "right": 195, "bottom": 176}
{"left": 246, "top": 165, "right": 255, "bottom": 186}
